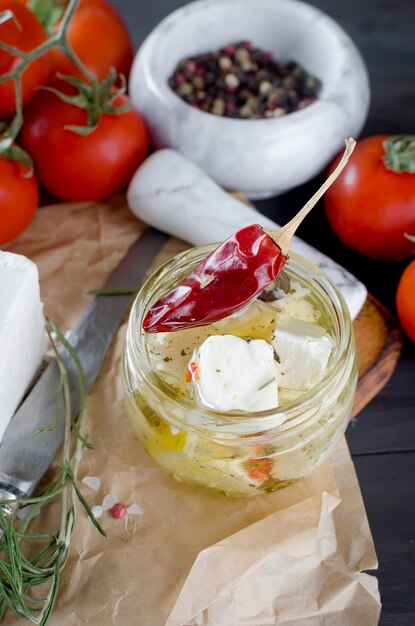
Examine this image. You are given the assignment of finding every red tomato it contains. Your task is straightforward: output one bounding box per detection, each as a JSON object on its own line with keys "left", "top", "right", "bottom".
{"left": 396, "top": 260, "right": 415, "bottom": 343}
{"left": 51, "top": 0, "right": 133, "bottom": 81}
{"left": 0, "top": 0, "right": 51, "bottom": 116}
{"left": 21, "top": 88, "right": 148, "bottom": 201}
{"left": 0, "top": 156, "right": 38, "bottom": 244}
{"left": 324, "top": 136, "right": 415, "bottom": 260}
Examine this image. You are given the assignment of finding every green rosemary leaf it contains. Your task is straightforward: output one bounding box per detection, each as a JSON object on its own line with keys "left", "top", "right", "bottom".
{"left": 70, "top": 477, "right": 107, "bottom": 538}
{"left": 0, "top": 579, "right": 17, "bottom": 616}
{"left": 46, "top": 318, "right": 93, "bottom": 450}
{"left": 38, "top": 557, "right": 64, "bottom": 626}
{"left": 0, "top": 597, "right": 6, "bottom": 619}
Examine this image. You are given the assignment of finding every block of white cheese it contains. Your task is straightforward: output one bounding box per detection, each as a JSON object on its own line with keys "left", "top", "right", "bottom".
{"left": 272, "top": 318, "right": 334, "bottom": 391}
{"left": 0, "top": 251, "right": 45, "bottom": 441}
{"left": 187, "top": 335, "right": 278, "bottom": 412}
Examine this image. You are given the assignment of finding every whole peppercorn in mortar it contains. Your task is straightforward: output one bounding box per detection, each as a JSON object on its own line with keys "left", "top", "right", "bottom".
{"left": 168, "top": 40, "right": 321, "bottom": 119}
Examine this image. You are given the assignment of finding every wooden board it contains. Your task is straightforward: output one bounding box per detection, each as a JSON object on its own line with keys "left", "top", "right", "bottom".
{"left": 352, "top": 295, "right": 402, "bottom": 417}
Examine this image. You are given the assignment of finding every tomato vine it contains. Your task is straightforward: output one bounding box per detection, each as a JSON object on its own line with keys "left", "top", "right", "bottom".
{"left": 0, "top": 0, "right": 129, "bottom": 166}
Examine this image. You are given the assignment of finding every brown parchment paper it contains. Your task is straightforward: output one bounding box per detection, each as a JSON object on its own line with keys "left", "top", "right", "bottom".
{"left": 5, "top": 196, "right": 381, "bottom": 626}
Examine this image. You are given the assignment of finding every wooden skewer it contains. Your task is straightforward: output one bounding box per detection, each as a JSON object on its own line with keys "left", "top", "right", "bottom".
{"left": 266, "top": 137, "right": 356, "bottom": 255}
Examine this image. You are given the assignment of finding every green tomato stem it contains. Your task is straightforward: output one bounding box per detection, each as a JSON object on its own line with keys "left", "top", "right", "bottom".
{"left": 0, "top": 40, "right": 29, "bottom": 59}
{"left": 383, "top": 135, "right": 415, "bottom": 173}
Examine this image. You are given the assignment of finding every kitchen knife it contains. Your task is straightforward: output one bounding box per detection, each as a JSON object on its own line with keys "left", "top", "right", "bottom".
{"left": 0, "top": 228, "right": 167, "bottom": 510}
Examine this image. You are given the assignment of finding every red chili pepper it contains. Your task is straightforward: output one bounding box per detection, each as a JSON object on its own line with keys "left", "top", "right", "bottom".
{"left": 142, "top": 141, "right": 357, "bottom": 334}
{"left": 143, "top": 224, "right": 286, "bottom": 333}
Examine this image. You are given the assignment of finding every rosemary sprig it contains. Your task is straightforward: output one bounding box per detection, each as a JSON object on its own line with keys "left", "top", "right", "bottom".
{"left": 0, "top": 318, "right": 106, "bottom": 624}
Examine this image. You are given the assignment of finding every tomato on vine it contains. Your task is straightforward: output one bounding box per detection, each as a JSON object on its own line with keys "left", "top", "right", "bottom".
{"left": 21, "top": 0, "right": 133, "bottom": 81}
{"left": 53, "top": 0, "right": 133, "bottom": 80}
{"left": 0, "top": 154, "right": 38, "bottom": 244}
{"left": 396, "top": 235, "right": 415, "bottom": 344}
{"left": 324, "top": 136, "right": 415, "bottom": 261}
{"left": 21, "top": 75, "right": 149, "bottom": 201}
{"left": 0, "top": 0, "right": 51, "bottom": 116}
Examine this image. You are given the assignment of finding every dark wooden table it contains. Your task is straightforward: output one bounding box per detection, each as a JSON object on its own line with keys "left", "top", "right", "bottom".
{"left": 113, "top": 1, "right": 415, "bottom": 622}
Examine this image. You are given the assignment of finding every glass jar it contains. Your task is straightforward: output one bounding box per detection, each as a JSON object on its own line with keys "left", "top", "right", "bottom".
{"left": 122, "top": 245, "right": 357, "bottom": 497}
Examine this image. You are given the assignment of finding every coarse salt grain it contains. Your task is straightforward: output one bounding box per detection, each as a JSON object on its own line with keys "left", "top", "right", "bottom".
{"left": 81, "top": 476, "right": 101, "bottom": 492}
{"left": 127, "top": 504, "right": 143, "bottom": 516}
{"left": 91, "top": 505, "right": 103, "bottom": 519}
{"left": 102, "top": 494, "right": 118, "bottom": 511}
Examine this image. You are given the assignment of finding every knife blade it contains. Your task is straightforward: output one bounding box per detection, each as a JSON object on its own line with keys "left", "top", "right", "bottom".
{"left": 0, "top": 228, "right": 167, "bottom": 506}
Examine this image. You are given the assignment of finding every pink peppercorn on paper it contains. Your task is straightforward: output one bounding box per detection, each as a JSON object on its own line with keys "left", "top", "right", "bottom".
{"left": 5, "top": 195, "right": 381, "bottom": 626}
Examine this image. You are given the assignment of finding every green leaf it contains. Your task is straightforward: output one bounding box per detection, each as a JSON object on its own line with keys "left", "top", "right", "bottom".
{"left": 55, "top": 71, "right": 93, "bottom": 94}
{"left": 38, "top": 85, "right": 90, "bottom": 110}
{"left": 63, "top": 123, "right": 97, "bottom": 136}
{"left": 0, "top": 135, "right": 14, "bottom": 153}
{"left": 98, "top": 67, "right": 118, "bottom": 96}
{"left": 71, "top": 481, "right": 107, "bottom": 538}
{"left": 383, "top": 135, "right": 415, "bottom": 174}
{"left": 110, "top": 73, "right": 128, "bottom": 100}
{"left": 0, "top": 145, "right": 34, "bottom": 177}
{"left": 102, "top": 102, "right": 132, "bottom": 116}
{"left": 27, "top": 0, "right": 66, "bottom": 35}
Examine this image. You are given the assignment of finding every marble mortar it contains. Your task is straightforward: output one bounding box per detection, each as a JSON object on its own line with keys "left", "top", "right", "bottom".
{"left": 130, "top": 0, "right": 370, "bottom": 198}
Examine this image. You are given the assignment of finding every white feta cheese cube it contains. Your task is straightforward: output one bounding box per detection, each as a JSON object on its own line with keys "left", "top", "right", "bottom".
{"left": 272, "top": 318, "right": 334, "bottom": 391}
{"left": 0, "top": 251, "right": 45, "bottom": 441}
{"left": 275, "top": 281, "right": 318, "bottom": 323}
{"left": 187, "top": 335, "right": 278, "bottom": 412}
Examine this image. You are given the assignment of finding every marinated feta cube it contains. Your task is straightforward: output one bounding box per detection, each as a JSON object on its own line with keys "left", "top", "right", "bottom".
{"left": 272, "top": 318, "right": 334, "bottom": 391}
{"left": 187, "top": 335, "right": 278, "bottom": 411}
{"left": 0, "top": 251, "right": 45, "bottom": 441}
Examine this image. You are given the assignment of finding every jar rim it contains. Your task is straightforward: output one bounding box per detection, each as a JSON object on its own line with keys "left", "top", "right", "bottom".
{"left": 125, "top": 245, "right": 354, "bottom": 433}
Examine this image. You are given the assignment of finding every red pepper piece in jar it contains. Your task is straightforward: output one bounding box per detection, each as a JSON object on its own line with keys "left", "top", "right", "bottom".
{"left": 185, "top": 361, "right": 201, "bottom": 382}
{"left": 143, "top": 224, "right": 286, "bottom": 333}
{"left": 243, "top": 455, "right": 273, "bottom": 484}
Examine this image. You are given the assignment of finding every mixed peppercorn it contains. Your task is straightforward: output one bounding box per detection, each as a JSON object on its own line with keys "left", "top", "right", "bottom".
{"left": 168, "top": 40, "right": 321, "bottom": 119}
